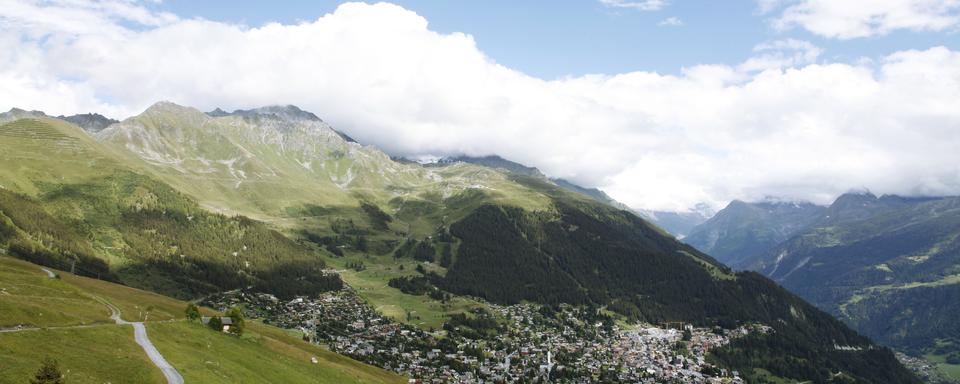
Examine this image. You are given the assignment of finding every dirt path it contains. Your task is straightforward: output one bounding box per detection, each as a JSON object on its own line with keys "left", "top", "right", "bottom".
{"left": 95, "top": 297, "right": 185, "bottom": 384}
{"left": 8, "top": 267, "right": 185, "bottom": 384}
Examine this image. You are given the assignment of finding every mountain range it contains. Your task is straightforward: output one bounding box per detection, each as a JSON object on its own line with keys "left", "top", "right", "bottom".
{"left": 686, "top": 192, "right": 960, "bottom": 379}
{"left": 0, "top": 103, "right": 921, "bottom": 383}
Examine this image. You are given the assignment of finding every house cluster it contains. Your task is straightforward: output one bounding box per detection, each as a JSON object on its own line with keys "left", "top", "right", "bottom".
{"left": 204, "top": 289, "right": 766, "bottom": 383}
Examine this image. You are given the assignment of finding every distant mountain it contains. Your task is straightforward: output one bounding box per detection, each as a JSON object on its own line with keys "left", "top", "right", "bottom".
{"left": 443, "top": 155, "right": 637, "bottom": 210}
{"left": 59, "top": 113, "right": 118, "bottom": 133}
{"left": 437, "top": 156, "right": 717, "bottom": 239}
{"left": 752, "top": 194, "right": 960, "bottom": 360}
{"left": 0, "top": 108, "right": 118, "bottom": 133}
{"left": 636, "top": 204, "right": 716, "bottom": 239}
{"left": 440, "top": 155, "right": 544, "bottom": 177}
{"left": 550, "top": 178, "right": 630, "bottom": 209}
{"left": 688, "top": 191, "right": 960, "bottom": 371}
{"left": 685, "top": 199, "right": 825, "bottom": 268}
{"left": 207, "top": 105, "right": 357, "bottom": 142}
{"left": 0, "top": 108, "right": 47, "bottom": 123}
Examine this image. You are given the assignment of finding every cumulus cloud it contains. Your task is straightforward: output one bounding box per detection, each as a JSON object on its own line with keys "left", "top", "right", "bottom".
{"left": 598, "top": 0, "right": 668, "bottom": 11}
{"left": 657, "top": 17, "right": 684, "bottom": 27}
{"left": 765, "top": 0, "right": 960, "bottom": 39}
{"left": 1, "top": 1, "right": 959, "bottom": 211}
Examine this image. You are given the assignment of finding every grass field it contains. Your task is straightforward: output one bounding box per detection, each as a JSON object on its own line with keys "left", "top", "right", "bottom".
{"left": 148, "top": 321, "right": 403, "bottom": 383}
{"left": 326, "top": 252, "right": 483, "bottom": 330}
{"left": 61, "top": 270, "right": 190, "bottom": 322}
{"left": 0, "top": 257, "right": 112, "bottom": 327}
{"left": 0, "top": 326, "right": 165, "bottom": 384}
{"left": 924, "top": 353, "right": 960, "bottom": 380}
{"left": 0, "top": 256, "right": 404, "bottom": 383}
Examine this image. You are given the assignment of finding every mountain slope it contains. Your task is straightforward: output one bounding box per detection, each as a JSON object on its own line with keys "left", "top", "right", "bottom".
{"left": 757, "top": 195, "right": 960, "bottom": 362}
{"left": 685, "top": 199, "right": 825, "bottom": 268}
{"left": 0, "top": 256, "right": 403, "bottom": 384}
{"left": 0, "top": 117, "right": 341, "bottom": 299}
{"left": 690, "top": 192, "right": 960, "bottom": 376}
{"left": 96, "top": 103, "right": 551, "bottom": 231}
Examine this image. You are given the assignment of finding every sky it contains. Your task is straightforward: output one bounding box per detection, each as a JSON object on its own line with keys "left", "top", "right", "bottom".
{"left": 1, "top": 0, "right": 959, "bottom": 211}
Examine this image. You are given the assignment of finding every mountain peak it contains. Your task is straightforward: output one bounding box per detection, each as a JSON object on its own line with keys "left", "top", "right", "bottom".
{"left": 440, "top": 155, "right": 543, "bottom": 177}
{"left": 58, "top": 113, "right": 118, "bottom": 133}
{"left": 207, "top": 105, "right": 323, "bottom": 123}
{"left": 142, "top": 101, "right": 204, "bottom": 117}
{"left": 206, "top": 107, "right": 230, "bottom": 117}
{"left": 1, "top": 108, "right": 48, "bottom": 121}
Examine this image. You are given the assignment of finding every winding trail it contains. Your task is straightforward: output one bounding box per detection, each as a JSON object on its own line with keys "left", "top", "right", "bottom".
{"left": 17, "top": 267, "right": 184, "bottom": 384}
{"left": 94, "top": 297, "right": 185, "bottom": 384}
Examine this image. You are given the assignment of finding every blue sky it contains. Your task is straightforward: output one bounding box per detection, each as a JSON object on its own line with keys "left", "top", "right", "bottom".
{"left": 156, "top": 0, "right": 957, "bottom": 78}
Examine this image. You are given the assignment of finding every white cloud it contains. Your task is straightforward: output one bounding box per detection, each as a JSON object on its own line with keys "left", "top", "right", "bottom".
{"left": 599, "top": 0, "right": 668, "bottom": 11}
{"left": 739, "top": 39, "right": 822, "bottom": 72}
{"left": 657, "top": 17, "right": 684, "bottom": 27}
{"left": 2, "top": 1, "right": 960, "bottom": 211}
{"left": 765, "top": 0, "right": 960, "bottom": 39}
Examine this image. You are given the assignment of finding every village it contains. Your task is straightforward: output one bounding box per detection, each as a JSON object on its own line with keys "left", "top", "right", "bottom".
{"left": 203, "top": 287, "right": 768, "bottom": 383}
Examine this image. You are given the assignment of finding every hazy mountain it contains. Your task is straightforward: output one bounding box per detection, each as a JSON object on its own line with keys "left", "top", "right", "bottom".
{"left": 446, "top": 156, "right": 709, "bottom": 238}
{"left": 0, "top": 108, "right": 47, "bottom": 123}
{"left": 753, "top": 194, "right": 960, "bottom": 360}
{"left": 0, "top": 108, "right": 118, "bottom": 133}
{"left": 59, "top": 113, "right": 118, "bottom": 133}
{"left": 636, "top": 203, "right": 716, "bottom": 239}
{"left": 685, "top": 199, "right": 825, "bottom": 268}
{"left": 0, "top": 104, "right": 920, "bottom": 383}
{"left": 440, "top": 155, "right": 544, "bottom": 177}
{"left": 442, "top": 155, "right": 637, "bottom": 210}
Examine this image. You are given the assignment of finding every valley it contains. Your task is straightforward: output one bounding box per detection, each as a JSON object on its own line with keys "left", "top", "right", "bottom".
{"left": 0, "top": 104, "right": 923, "bottom": 383}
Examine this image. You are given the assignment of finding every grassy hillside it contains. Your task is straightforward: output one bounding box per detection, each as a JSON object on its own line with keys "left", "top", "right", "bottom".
{"left": 95, "top": 102, "right": 551, "bottom": 232}
{"left": 0, "top": 256, "right": 403, "bottom": 384}
{"left": 0, "top": 326, "right": 166, "bottom": 384}
{"left": 149, "top": 321, "right": 400, "bottom": 383}
{"left": 0, "top": 118, "right": 342, "bottom": 299}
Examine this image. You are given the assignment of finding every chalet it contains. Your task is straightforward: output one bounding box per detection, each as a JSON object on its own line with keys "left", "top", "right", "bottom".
{"left": 201, "top": 316, "right": 235, "bottom": 332}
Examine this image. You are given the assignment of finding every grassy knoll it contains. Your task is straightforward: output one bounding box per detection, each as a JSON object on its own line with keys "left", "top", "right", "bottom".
{"left": 0, "top": 257, "right": 110, "bottom": 327}
{"left": 148, "top": 321, "right": 404, "bottom": 384}
{"left": 0, "top": 326, "right": 164, "bottom": 384}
